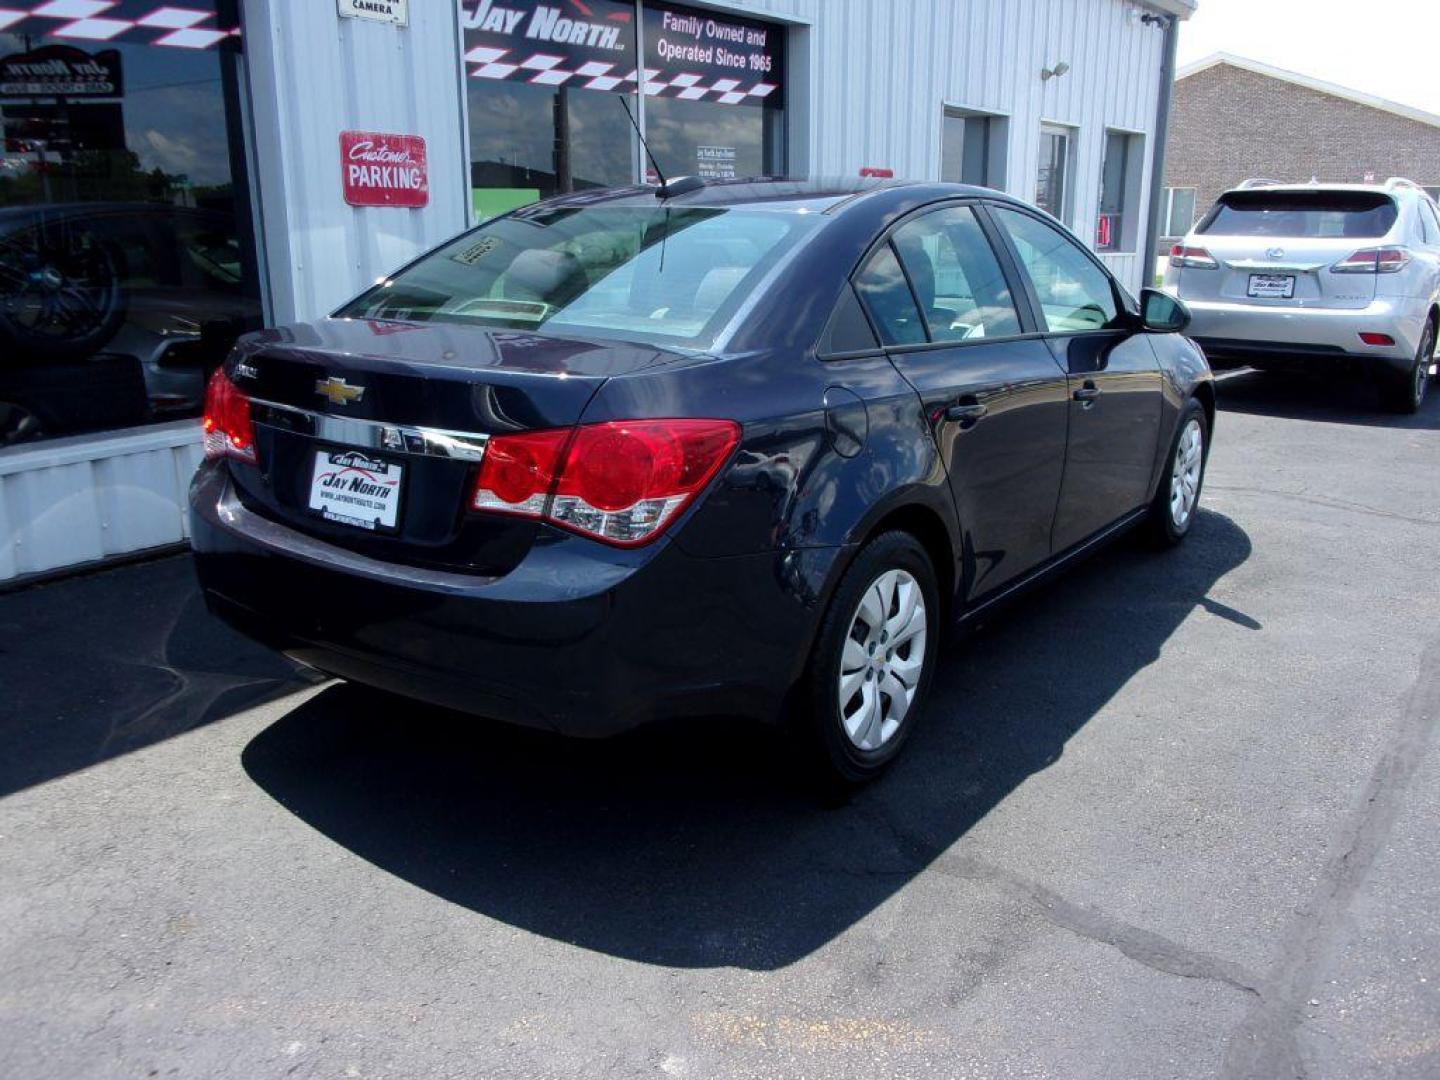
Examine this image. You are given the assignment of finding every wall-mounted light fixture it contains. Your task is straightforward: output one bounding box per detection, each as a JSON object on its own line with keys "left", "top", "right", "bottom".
{"left": 1041, "top": 61, "right": 1071, "bottom": 81}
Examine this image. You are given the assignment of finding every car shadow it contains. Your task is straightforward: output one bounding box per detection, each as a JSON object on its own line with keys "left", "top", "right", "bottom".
{"left": 0, "top": 555, "right": 317, "bottom": 798}
{"left": 1216, "top": 368, "right": 1440, "bottom": 429}
{"left": 241, "top": 510, "right": 1252, "bottom": 970}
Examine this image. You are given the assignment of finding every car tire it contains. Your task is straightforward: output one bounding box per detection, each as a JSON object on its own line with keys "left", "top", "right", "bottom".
{"left": 1382, "top": 319, "right": 1434, "bottom": 415}
{"left": 1146, "top": 398, "right": 1209, "bottom": 548}
{"left": 793, "top": 531, "right": 942, "bottom": 789}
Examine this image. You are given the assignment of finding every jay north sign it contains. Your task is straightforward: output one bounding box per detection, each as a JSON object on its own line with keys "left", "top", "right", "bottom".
{"left": 461, "top": 0, "right": 782, "bottom": 107}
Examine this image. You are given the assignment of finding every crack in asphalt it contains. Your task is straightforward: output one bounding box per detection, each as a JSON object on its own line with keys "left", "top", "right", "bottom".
{"left": 943, "top": 856, "right": 1266, "bottom": 998}
{"left": 853, "top": 803, "right": 1267, "bottom": 999}
{"left": 1207, "top": 485, "right": 1440, "bottom": 528}
{"left": 1219, "top": 634, "right": 1440, "bottom": 1080}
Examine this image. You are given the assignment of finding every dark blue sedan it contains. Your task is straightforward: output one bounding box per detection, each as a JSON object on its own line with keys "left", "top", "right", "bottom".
{"left": 190, "top": 178, "right": 1213, "bottom": 785}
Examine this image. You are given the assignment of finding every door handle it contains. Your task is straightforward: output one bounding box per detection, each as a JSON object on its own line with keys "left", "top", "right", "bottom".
{"left": 1073, "top": 381, "right": 1102, "bottom": 405}
{"left": 945, "top": 401, "right": 988, "bottom": 423}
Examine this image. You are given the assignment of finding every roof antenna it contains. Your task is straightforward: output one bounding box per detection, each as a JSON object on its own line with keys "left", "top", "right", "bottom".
{"left": 619, "top": 94, "right": 704, "bottom": 199}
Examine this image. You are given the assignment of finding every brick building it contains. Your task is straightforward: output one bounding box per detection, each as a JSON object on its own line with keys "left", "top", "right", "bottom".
{"left": 1159, "top": 53, "right": 1440, "bottom": 251}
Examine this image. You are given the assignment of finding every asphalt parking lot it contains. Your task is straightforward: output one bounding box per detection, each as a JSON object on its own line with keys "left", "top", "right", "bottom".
{"left": 1, "top": 369, "right": 1437, "bottom": 1080}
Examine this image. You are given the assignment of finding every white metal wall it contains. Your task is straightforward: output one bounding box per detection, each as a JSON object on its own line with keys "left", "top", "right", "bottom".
{"left": 242, "top": 0, "right": 472, "bottom": 325}
{"left": 0, "top": 424, "right": 202, "bottom": 583}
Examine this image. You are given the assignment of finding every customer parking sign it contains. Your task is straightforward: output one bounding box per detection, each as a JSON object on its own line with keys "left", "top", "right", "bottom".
{"left": 339, "top": 130, "right": 429, "bottom": 208}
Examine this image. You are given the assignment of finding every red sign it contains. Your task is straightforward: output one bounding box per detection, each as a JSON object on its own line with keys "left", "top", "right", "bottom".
{"left": 859, "top": 167, "right": 894, "bottom": 178}
{"left": 340, "top": 130, "right": 428, "bottom": 208}
{"left": 1096, "top": 214, "right": 1113, "bottom": 249}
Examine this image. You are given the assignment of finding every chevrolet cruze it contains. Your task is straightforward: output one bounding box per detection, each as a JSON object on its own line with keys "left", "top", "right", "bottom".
{"left": 190, "top": 179, "right": 1214, "bottom": 784}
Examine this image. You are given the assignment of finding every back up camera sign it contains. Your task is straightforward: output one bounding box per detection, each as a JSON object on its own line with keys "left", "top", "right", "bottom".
{"left": 338, "top": 0, "right": 409, "bottom": 25}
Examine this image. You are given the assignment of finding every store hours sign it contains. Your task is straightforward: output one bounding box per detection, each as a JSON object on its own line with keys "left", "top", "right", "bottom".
{"left": 340, "top": 131, "right": 429, "bottom": 208}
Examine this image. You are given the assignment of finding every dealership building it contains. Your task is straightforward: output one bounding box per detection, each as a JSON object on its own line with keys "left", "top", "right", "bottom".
{"left": 0, "top": 0, "right": 1193, "bottom": 584}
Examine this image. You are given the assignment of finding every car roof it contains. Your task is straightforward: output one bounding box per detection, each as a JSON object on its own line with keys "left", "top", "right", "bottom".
{"left": 531, "top": 177, "right": 1023, "bottom": 215}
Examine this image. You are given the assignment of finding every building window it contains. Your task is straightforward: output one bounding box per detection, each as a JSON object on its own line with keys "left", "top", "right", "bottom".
{"left": 1162, "top": 187, "right": 1198, "bottom": 238}
{"left": 941, "top": 109, "right": 1006, "bottom": 189}
{"left": 1035, "top": 124, "right": 1074, "bottom": 225}
{"left": 1096, "top": 129, "right": 1143, "bottom": 252}
{"left": 459, "top": 0, "right": 786, "bottom": 221}
{"left": 0, "top": 3, "right": 259, "bottom": 448}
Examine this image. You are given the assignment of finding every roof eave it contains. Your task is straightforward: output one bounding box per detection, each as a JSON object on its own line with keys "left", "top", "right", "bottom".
{"left": 1141, "top": 0, "right": 1196, "bottom": 18}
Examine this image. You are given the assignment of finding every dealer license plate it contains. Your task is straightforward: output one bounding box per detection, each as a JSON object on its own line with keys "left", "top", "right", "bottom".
{"left": 1247, "top": 273, "right": 1295, "bottom": 299}
{"left": 307, "top": 448, "right": 403, "bottom": 531}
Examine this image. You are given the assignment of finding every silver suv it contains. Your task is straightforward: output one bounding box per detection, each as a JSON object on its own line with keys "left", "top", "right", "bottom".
{"left": 1164, "top": 178, "right": 1440, "bottom": 413}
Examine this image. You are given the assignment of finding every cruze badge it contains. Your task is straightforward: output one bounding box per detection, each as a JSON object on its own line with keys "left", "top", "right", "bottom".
{"left": 315, "top": 376, "right": 365, "bottom": 406}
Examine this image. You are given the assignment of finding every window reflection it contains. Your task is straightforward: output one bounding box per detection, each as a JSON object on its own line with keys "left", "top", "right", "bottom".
{"left": 0, "top": 16, "right": 257, "bottom": 447}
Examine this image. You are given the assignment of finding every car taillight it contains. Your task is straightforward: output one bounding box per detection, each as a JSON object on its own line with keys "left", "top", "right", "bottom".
{"left": 1332, "top": 246, "right": 1412, "bottom": 274}
{"left": 202, "top": 368, "right": 256, "bottom": 463}
{"left": 470, "top": 419, "right": 740, "bottom": 547}
{"left": 1169, "top": 244, "right": 1218, "bottom": 269}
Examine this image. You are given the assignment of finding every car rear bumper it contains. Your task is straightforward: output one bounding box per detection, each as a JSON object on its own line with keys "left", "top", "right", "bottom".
{"left": 1183, "top": 296, "right": 1425, "bottom": 369}
{"left": 189, "top": 462, "right": 841, "bottom": 736}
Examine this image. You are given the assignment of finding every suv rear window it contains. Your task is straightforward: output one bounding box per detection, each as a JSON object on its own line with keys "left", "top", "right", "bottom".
{"left": 1197, "top": 191, "right": 1398, "bottom": 239}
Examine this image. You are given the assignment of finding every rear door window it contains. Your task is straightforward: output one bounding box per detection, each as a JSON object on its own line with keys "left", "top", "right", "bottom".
{"left": 1198, "top": 191, "right": 1398, "bottom": 238}
{"left": 890, "top": 207, "right": 1023, "bottom": 341}
{"left": 854, "top": 244, "right": 927, "bottom": 346}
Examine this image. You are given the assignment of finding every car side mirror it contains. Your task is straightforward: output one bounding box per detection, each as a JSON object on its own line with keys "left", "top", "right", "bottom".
{"left": 1139, "top": 288, "right": 1191, "bottom": 334}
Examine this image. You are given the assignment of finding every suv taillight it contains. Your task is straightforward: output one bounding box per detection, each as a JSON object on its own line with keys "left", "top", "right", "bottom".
{"left": 471, "top": 419, "right": 740, "bottom": 547}
{"left": 1331, "top": 246, "right": 1412, "bottom": 274}
{"left": 202, "top": 368, "right": 256, "bottom": 463}
{"left": 1169, "top": 244, "right": 1218, "bottom": 269}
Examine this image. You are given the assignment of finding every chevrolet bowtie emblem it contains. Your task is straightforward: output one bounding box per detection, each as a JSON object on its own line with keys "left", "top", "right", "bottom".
{"left": 315, "top": 376, "right": 365, "bottom": 406}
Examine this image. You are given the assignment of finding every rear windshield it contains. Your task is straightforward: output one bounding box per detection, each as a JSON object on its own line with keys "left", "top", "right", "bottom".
{"left": 1198, "top": 191, "right": 1398, "bottom": 239}
{"left": 337, "top": 204, "right": 822, "bottom": 348}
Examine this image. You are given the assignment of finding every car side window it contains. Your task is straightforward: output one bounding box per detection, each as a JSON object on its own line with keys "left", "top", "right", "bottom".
{"left": 890, "top": 207, "right": 1023, "bottom": 341}
{"left": 1422, "top": 201, "right": 1440, "bottom": 246}
{"left": 855, "top": 243, "right": 927, "bottom": 346}
{"left": 991, "top": 206, "right": 1123, "bottom": 333}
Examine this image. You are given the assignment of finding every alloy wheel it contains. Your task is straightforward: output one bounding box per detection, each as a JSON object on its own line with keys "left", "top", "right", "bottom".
{"left": 838, "top": 568, "right": 928, "bottom": 752}
{"left": 1169, "top": 418, "right": 1204, "bottom": 530}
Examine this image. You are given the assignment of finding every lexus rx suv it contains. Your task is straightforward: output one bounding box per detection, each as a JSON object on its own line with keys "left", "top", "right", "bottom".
{"left": 190, "top": 179, "right": 1213, "bottom": 785}
{"left": 1164, "top": 178, "right": 1440, "bottom": 413}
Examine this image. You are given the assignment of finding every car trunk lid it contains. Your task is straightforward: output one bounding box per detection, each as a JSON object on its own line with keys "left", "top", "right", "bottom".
{"left": 222, "top": 317, "right": 690, "bottom": 574}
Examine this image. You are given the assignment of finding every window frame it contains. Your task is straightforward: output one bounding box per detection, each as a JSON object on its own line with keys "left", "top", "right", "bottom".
{"left": 1162, "top": 186, "right": 1199, "bottom": 239}
{"left": 840, "top": 198, "right": 1049, "bottom": 357}
{"left": 1035, "top": 123, "right": 1077, "bottom": 226}
{"left": 940, "top": 107, "right": 1009, "bottom": 189}
{"left": 983, "top": 201, "right": 1133, "bottom": 339}
{"left": 1096, "top": 128, "right": 1144, "bottom": 254}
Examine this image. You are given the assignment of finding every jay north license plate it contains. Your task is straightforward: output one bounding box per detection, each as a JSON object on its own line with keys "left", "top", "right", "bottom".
{"left": 308, "top": 449, "right": 403, "bottom": 531}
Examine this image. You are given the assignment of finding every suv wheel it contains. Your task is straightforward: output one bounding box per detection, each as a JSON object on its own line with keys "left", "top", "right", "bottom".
{"left": 795, "top": 531, "right": 941, "bottom": 788}
{"left": 1384, "top": 319, "right": 1434, "bottom": 415}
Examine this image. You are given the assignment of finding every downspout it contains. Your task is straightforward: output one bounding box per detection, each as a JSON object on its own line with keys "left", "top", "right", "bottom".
{"left": 1142, "top": 13, "right": 1179, "bottom": 285}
